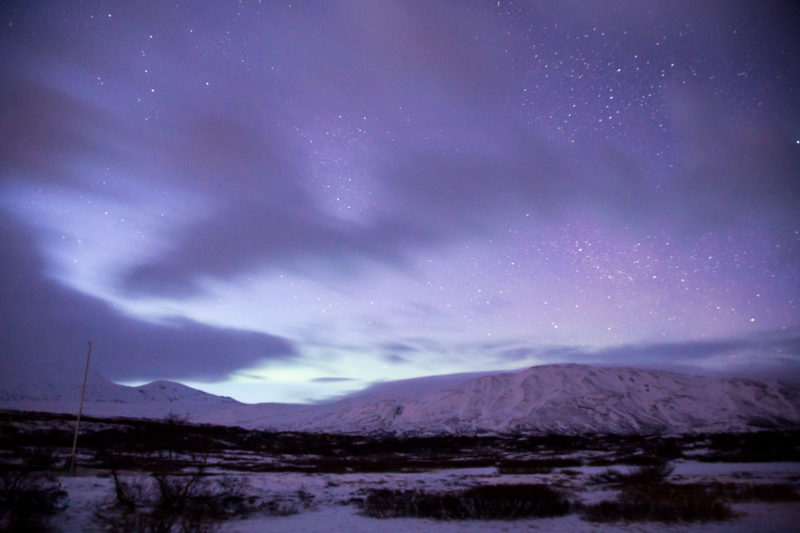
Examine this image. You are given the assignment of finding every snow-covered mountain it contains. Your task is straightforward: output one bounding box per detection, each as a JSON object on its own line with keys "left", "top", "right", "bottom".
{"left": 2, "top": 364, "right": 799, "bottom": 435}
{"left": 0, "top": 365, "right": 241, "bottom": 422}
{"left": 286, "top": 364, "right": 800, "bottom": 435}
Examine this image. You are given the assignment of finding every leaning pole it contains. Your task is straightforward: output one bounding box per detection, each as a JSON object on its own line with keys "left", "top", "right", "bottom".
{"left": 69, "top": 341, "right": 92, "bottom": 474}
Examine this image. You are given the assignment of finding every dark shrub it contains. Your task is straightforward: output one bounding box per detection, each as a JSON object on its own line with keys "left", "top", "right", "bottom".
{"left": 497, "top": 457, "right": 582, "bottom": 474}
{"left": 582, "top": 483, "right": 733, "bottom": 523}
{"left": 362, "top": 483, "right": 570, "bottom": 520}
{"left": 590, "top": 461, "right": 673, "bottom": 486}
{"left": 682, "top": 482, "right": 798, "bottom": 503}
{"left": 0, "top": 467, "right": 68, "bottom": 531}
{"left": 704, "top": 431, "right": 800, "bottom": 462}
{"left": 101, "top": 469, "right": 244, "bottom": 532}
{"left": 728, "top": 483, "right": 798, "bottom": 502}
{"left": 459, "top": 484, "right": 571, "bottom": 519}
{"left": 99, "top": 468, "right": 299, "bottom": 532}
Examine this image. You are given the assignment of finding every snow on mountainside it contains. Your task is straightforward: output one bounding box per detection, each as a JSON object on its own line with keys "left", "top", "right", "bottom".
{"left": 2, "top": 364, "right": 799, "bottom": 435}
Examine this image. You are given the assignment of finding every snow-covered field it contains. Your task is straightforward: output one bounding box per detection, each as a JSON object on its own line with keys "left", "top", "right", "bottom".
{"left": 52, "top": 460, "right": 800, "bottom": 532}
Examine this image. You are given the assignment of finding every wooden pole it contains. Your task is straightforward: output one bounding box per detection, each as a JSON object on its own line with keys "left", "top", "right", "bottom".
{"left": 69, "top": 341, "right": 92, "bottom": 474}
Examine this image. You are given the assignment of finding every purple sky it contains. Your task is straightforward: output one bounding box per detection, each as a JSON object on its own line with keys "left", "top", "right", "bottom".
{"left": 1, "top": 1, "right": 798, "bottom": 403}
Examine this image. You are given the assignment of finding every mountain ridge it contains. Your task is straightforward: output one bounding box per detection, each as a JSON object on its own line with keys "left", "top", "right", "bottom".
{"left": 2, "top": 363, "right": 799, "bottom": 435}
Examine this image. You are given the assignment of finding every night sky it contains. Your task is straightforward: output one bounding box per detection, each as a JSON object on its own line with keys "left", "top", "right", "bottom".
{"left": 2, "top": 1, "right": 798, "bottom": 403}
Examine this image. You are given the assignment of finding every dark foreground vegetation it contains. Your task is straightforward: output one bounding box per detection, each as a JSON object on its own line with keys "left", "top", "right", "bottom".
{"left": 0, "top": 410, "right": 798, "bottom": 529}
{"left": 2, "top": 410, "right": 798, "bottom": 475}
{"left": 360, "top": 462, "right": 798, "bottom": 523}
{"left": 581, "top": 461, "right": 799, "bottom": 523}
{"left": 583, "top": 482, "right": 735, "bottom": 523}
{"left": 94, "top": 467, "right": 302, "bottom": 532}
{"left": 582, "top": 462, "right": 732, "bottom": 523}
{"left": 0, "top": 464, "right": 67, "bottom": 531}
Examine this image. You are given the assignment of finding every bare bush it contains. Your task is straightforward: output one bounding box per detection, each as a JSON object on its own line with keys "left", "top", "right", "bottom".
{"left": 0, "top": 466, "right": 68, "bottom": 532}
{"left": 98, "top": 466, "right": 299, "bottom": 531}
{"left": 99, "top": 468, "right": 231, "bottom": 532}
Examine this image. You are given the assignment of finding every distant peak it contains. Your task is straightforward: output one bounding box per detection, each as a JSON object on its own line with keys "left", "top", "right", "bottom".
{"left": 137, "top": 379, "right": 197, "bottom": 391}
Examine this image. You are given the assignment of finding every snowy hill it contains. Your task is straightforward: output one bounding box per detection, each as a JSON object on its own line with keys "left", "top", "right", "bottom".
{"left": 2, "top": 364, "right": 799, "bottom": 435}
